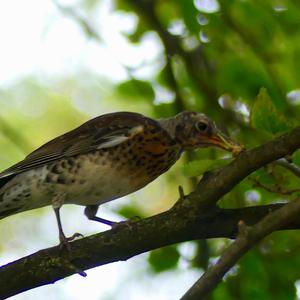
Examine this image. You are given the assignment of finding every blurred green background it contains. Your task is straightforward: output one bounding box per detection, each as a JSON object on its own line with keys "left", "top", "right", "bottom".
{"left": 0, "top": 0, "right": 300, "bottom": 299}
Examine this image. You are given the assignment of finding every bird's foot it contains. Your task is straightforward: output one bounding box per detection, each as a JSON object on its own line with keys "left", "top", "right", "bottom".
{"left": 59, "top": 232, "right": 84, "bottom": 251}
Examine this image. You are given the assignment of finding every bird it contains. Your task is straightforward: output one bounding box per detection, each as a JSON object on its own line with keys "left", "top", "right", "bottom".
{"left": 0, "top": 111, "right": 241, "bottom": 247}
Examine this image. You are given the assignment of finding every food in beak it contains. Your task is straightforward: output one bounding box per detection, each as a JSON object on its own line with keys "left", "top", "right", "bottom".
{"left": 209, "top": 131, "right": 245, "bottom": 156}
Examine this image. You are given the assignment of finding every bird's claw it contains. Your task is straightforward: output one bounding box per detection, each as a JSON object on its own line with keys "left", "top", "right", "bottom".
{"left": 59, "top": 232, "right": 84, "bottom": 251}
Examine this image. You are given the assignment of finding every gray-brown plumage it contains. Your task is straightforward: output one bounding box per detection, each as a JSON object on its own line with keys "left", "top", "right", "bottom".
{"left": 0, "top": 111, "right": 241, "bottom": 246}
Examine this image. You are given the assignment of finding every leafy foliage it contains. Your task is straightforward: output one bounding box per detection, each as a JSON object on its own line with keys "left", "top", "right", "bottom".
{"left": 183, "top": 158, "right": 231, "bottom": 177}
{"left": 251, "top": 88, "right": 293, "bottom": 135}
{"left": 1, "top": 0, "right": 300, "bottom": 299}
{"left": 148, "top": 246, "right": 180, "bottom": 273}
{"left": 116, "top": 79, "right": 154, "bottom": 103}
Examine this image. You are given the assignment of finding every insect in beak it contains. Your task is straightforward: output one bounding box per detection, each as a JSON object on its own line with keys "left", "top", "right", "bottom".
{"left": 207, "top": 130, "right": 245, "bottom": 155}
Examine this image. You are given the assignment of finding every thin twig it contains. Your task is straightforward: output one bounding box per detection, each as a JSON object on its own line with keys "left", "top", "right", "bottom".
{"left": 250, "top": 177, "right": 300, "bottom": 195}
{"left": 52, "top": 0, "right": 102, "bottom": 41}
{"left": 274, "top": 158, "right": 300, "bottom": 178}
{"left": 181, "top": 197, "right": 300, "bottom": 300}
{"left": 178, "top": 185, "right": 185, "bottom": 200}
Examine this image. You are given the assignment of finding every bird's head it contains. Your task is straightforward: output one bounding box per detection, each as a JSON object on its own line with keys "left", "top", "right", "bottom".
{"left": 161, "top": 111, "right": 242, "bottom": 153}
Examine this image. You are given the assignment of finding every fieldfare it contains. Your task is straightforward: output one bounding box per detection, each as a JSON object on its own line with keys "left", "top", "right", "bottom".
{"left": 0, "top": 111, "right": 242, "bottom": 247}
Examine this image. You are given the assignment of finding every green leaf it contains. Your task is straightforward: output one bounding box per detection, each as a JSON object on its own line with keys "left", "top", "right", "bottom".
{"left": 153, "top": 102, "right": 177, "bottom": 118}
{"left": 117, "top": 205, "right": 144, "bottom": 219}
{"left": 250, "top": 88, "right": 292, "bottom": 135}
{"left": 177, "top": 0, "right": 199, "bottom": 33}
{"left": 183, "top": 159, "right": 231, "bottom": 177}
{"left": 116, "top": 79, "right": 154, "bottom": 102}
{"left": 148, "top": 246, "right": 180, "bottom": 273}
{"left": 293, "top": 150, "right": 300, "bottom": 166}
{"left": 127, "top": 20, "right": 148, "bottom": 43}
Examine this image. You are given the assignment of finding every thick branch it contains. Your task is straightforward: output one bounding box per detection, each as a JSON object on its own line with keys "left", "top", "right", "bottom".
{"left": 1, "top": 203, "right": 300, "bottom": 299}
{"left": 0, "top": 127, "right": 300, "bottom": 298}
{"left": 181, "top": 197, "right": 300, "bottom": 300}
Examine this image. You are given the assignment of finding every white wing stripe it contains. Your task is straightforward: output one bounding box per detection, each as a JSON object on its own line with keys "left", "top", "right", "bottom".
{"left": 97, "top": 125, "right": 143, "bottom": 149}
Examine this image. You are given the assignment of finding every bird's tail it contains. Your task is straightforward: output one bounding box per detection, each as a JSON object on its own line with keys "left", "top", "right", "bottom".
{"left": 0, "top": 205, "right": 21, "bottom": 219}
{"left": 0, "top": 174, "right": 22, "bottom": 219}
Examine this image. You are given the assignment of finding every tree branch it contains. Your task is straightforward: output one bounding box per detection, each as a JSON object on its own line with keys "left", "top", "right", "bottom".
{"left": 274, "top": 158, "right": 300, "bottom": 178}
{"left": 250, "top": 176, "right": 300, "bottom": 195}
{"left": 181, "top": 197, "right": 300, "bottom": 300}
{"left": 53, "top": 1, "right": 102, "bottom": 41}
{"left": 129, "top": 0, "right": 219, "bottom": 104}
{"left": 0, "top": 126, "right": 300, "bottom": 299}
{"left": 1, "top": 203, "right": 300, "bottom": 299}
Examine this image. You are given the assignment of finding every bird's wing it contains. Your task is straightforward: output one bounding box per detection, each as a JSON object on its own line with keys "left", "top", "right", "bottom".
{"left": 0, "top": 112, "right": 162, "bottom": 178}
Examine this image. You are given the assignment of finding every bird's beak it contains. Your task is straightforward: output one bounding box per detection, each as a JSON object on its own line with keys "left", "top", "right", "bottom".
{"left": 207, "top": 130, "right": 244, "bottom": 154}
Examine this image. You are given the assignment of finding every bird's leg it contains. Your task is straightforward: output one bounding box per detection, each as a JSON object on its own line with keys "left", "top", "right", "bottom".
{"left": 84, "top": 205, "right": 141, "bottom": 231}
{"left": 52, "top": 193, "right": 83, "bottom": 250}
{"left": 84, "top": 205, "right": 117, "bottom": 227}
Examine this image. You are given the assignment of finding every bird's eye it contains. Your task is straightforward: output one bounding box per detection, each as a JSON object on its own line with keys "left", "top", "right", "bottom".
{"left": 196, "top": 121, "right": 208, "bottom": 132}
